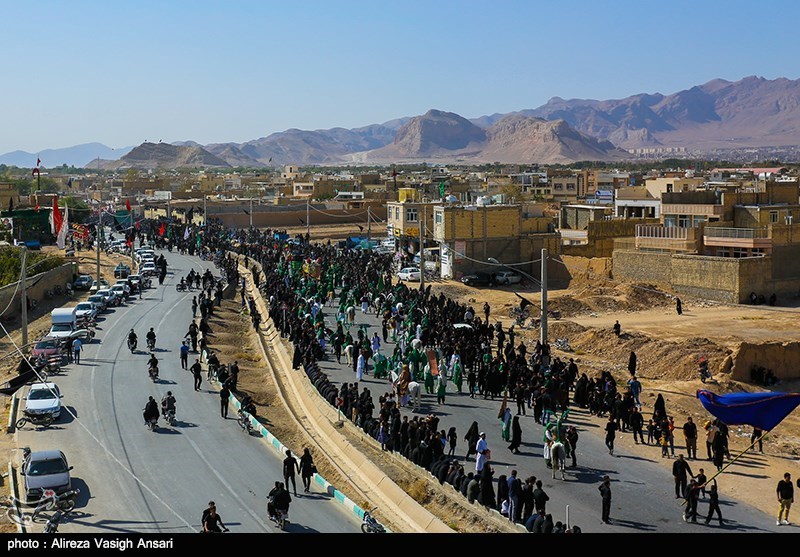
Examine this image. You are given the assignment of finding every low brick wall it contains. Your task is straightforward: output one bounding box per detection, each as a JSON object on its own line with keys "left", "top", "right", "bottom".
{"left": 0, "top": 263, "right": 75, "bottom": 318}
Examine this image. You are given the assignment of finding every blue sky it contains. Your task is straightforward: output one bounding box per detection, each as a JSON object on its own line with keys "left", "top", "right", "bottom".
{"left": 2, "top": 0, "right": 798, "bottom": 154}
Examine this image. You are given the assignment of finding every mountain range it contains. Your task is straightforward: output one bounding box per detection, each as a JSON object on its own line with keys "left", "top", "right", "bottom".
{"left": 3, "top": 75, "right": 799, "bottom": 168}
{"left": 0, "top": 142, "right": 132, "bottom": 168}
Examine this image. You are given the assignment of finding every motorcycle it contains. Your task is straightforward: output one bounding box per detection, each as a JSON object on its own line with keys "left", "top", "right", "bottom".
{"left": 360, "top": 507, "right": 386, "bottom": 533}
{"left": 144, "top": 415, "right": 158, "bottom": 431}
{"left": 176, "top": 282, "right": 186, "bottom": 292}
{"left": 237, "top": 408, "right": 253, "bottom": 434}
{"left": 148, "top": 365, "right": 159, "bottom": 382}
{"left": 267, "top": 500, "right": 289, "bottom": 530}
{"left": 32, "top": 488, "right": 80, "bottom": 520}
{"left": 146, "top": 338, "right": 156, "bottom": 351}
{"left": 16, "top": 410, "right": 54, "bottom": 429}
{"left": 161, "top": 404, "right": 176, "bottom": 426}
{"left": 128, "top": 338, "right": 137, "bottom": 353}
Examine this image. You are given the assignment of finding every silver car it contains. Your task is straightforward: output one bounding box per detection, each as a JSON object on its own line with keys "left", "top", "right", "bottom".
{"left": 22, "top": 449, "right": 73, "bottom": 501}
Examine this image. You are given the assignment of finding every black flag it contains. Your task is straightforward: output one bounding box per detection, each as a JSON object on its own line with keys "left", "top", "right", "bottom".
{"left": 186, "top": 207, "right": 194, "bottom": 222}
{"left": 357, "top": 224, "right": 364, "bottom": 233}
{"left": 242, "top": 209, "right": 250, "bottom": 215}
{"left": 298, "top": 217, "right": 305, "bottom": 225}
{"left": 515, "top": 292, "right": 534, "bottom": 311}
{"left": 8, "top": 197, "right": 13, "bottom": 212}
{"left": 67, "top": 177, "right": 73, "bottom": 188}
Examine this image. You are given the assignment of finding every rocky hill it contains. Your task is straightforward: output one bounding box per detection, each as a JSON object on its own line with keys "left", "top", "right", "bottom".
{"left": 510, "top": 75, "right": 800, "bottom": 150}
{"left": 358, "top": 111, "right": 624, "bottom": 164}
{"left": 98, "top": 142, "right": 231, "bottom": 170}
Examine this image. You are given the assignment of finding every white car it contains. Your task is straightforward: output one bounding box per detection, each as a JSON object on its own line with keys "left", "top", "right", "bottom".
{"left": 96, "top": 288, "right": 117, "bottom": 306}
{"left": 24, "top": 382, "right": 63, "bottom": 420}
{"left": 397, "top": 267, "right": 421, "bottom": 282}
{"left": 74, "top": 302, "right": 97, "bottom": 322}
{"left": 89, "top": 279, "right": 110, "bottom": 293}
{"left": 141, "top": 262, "right": 157, "bottom": 276}
{"left": 110, "top": 284, "right": 129, "bottom": 300}
{"left": 494, "top": 271, "right": 522, "bottom": 285}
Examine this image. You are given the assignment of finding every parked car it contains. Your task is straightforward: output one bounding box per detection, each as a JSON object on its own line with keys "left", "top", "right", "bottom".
{"left": 140, "top": 262, "right": 157, "bottom": 276}
{"left": 74, "top": 302, "right": 97, "bottom": 322}
{"left": 62, "top": 328, "right": 95, "bottom": 343}
{"left": 113, "top": 264, "right": 131, "bottom": 279}
{"left": 72, "top": 275, "right": 94, "bottom": 291}
{"left": 24, "top": 382, "right": 63, "bottom": 419}
{"left": 397, "top": 267, "right": 421, "bottom": 282}
{"left": 494, "top": 271, "right": 522, "bottom": 285}
{"left": 86, "top": 294, "right": 107, "bottom": 312}
{"left": 110, "top": 284, "right": 130, "bottom": 301}
{"left": 21, "top": 449, "right": 73, "bottom": 501}
{"left": 31, "top": 339, "right": 62, "bottom": 359}
{"left": 89, "top": 279, "right": 110, "bottom": 293}
{"left": 96, "top": 288, "right": 118, "bottom": 307}
{"left": 127, "top": 275, "right": 143, "bottom": 291}
{"left": 461, "top": 271, "right": 494, "bottom": 287}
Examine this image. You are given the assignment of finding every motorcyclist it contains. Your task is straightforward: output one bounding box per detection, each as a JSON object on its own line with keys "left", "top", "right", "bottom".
{"left": 161, "top": 391, "right": 176, "bottom": 416}
{"left": 148, "top": 353, "right": 159, "bottom": 377}
{"left": 240, "top": 394, "right": 257, "bottom": 417}
{"left": 266, "top": 481, "right": 282, "bottom": 520}
{"left": 128, "top": 329, "right": 137, "bottom": 350}
{"left": 179, "top": 277, "right": 186, "bottom": 290}
{"left": 143, "top": 396, "right": 159, "bottom": 426}
{"left": 146, "top": 327, "right": 157, "bottom": 349}
{"left": 273, "top": 482, "right": 291, "bottom": 518}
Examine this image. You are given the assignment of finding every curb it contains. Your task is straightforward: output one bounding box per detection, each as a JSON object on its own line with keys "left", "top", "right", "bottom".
{"left": 228, "top": 390, "right": 390, "bottom": 531}
{"left": 7, "top": 394, "right": 19, "bottom": 434}
{"left": 8, "top": 463, "right": 24, "bottom": 533}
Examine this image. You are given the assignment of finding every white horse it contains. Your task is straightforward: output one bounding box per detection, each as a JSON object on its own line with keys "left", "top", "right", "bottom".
{"left": 551, "top": 441, "right": 567, "bottom": 481}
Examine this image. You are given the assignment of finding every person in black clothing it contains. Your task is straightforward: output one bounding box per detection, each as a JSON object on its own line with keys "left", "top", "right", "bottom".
{"left": 532, "top": 480, "right": 549, "bottom": 515}
{"left": 630, "top": 407, "right": 644, "bottom": 445}
{"left": 299, "top": 448, "right": 315, "bottom": 493}
{"left": 751, "top": 427, "right": 764, "bottom": 453}
{"left": 777, "top": 472, "right": 794, "bottom": 525}
{"left": 613, "top": 320, "right": 621, "bottom": 337}
{"left": 566, "top": 426, "right": 579, "bottom": 468}
{"left": 190, "top": 359, "right": 202, "bottom": 391}
{"left": 683, "top": 478, "right": 701, "bottom": 523}
{"left": 508, "top": 416, "right": 522, "bottom": 454}
{"left": 599, "top": 475, "right": 612, "bottom": 524}
{"left": 219, "top": 384, "right": 230, "bottom": 418}
{"left": 283, "top": 450, "right": 300, "bottom": 497}
{"left": 704, "top": 479, "right": 723, "bottom": 526}
{"left": 673, "top": 454, "right": 694, "bottom": 498}
{"left": 202, "top": 501, "right": 228, "bottom": 533}
{"left": 605, "top": 416, "right": 617, "bottom": 456}
{"left": 483, "top": 302, "right": 490, "bottom": 323}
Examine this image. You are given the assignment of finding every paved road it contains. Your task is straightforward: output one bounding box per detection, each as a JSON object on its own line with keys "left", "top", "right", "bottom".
{"left": 309, "top": 295, "right": 782, "bottom": 533}
{"left": 16, "top": 248, "right": 362, "bottom": 534}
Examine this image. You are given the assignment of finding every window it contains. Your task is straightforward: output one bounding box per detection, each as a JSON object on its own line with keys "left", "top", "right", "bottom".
{"left": 733, "top": 248, "right": 748, "bottom": 258}
{"left": 406, "top": 208, "right": 418, "bottom": 222}
{"left": 395, "top": 207, "right": 400, "bottom": 220}
{"left": 716, "top": 248, "right": 730, "bottom": 257}
{"left": 554, "top": 184, "right": 563, "bottom": 190}
{"left": 770, "top": 211, "right": 779, "bottom": 223}
{"left": 664, "top": 215, "right": 677, "bottom": 227}
{"left": 435, "top": 213, "right": 443, "bottom": 224}
{"left": 678, "top": 215, "right": 690, "bottom": 228}
{"left": 567, "top": 184, "right": 575, "bottom": 191}
{"left": 692, "top": 216, "right": 706, "bottom": 227}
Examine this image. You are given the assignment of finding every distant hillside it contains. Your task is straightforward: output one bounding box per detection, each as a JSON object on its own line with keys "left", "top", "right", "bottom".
{"left": 0, "top": 143, "right": 131, "bottom": 167}
{"left": 517, "top": 75, "right": 800, "bottom": 149}
{"left": 97, "top": 142, "right": 231, "bottom": 170}
{"left": 355, "top": 111, "right": 624, "bottom": 164}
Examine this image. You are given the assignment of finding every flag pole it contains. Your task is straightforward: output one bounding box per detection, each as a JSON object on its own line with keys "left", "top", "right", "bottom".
{"left": 680, "top": 429, "right": 770, "bottom": 508}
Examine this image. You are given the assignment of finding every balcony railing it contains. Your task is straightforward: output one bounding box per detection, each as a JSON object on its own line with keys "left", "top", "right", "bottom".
{"left": 704, "top": 227, "right": 769, "bottom": 239}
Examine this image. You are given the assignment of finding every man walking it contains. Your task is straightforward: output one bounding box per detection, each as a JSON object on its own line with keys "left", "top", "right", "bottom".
{"left": 72, "top": 338, "right": 82, "bottom": 365}
{"left": 507, "top": 470, "right": 522, "bottom": 523}
{"left": 532, "top": 480, "right": 549, "bottom": 515}
{"left": 673, "top": 454, "right": 693, "bottom": 499}
{"left": 704, "top": 479, "right": 723, "bottom": 526}
{"left": 599, "top": 476, "right": 612, "bottom": 524}
{"left": 777, "top": 472, "right": 794, "bottom": 526}
{"left": 630, "top": 407, "right": 644, "bottom": 445}
{"left": 683, "top": 417, "right": 698, "bottom": 460}
{"left": 191, "top": 358, "right": 203, "bottom": 391}
{"left": 180, "top": 341, "right": 189, "bottom": 369}
{"left": 283, "top": 450, "right": 300, "bottom": 497}
{"left": 605, "top": 415, "right": 617, "bottom": 456}
{"left": 683, "top": 478, "right": 701, "bottom": 523}
{"left": 219, "top": 383, "right": 230, "bottom": 418}
{"left": 566, "top": 426, "right": 579, "bottom": 468}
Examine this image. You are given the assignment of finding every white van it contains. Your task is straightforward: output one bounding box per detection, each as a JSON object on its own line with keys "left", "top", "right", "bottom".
{"left": 48, "top": 307, "right": 77, "bottom": 339}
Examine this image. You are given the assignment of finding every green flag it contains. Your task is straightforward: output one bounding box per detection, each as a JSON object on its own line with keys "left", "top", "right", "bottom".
{"left": 439, "top": 181, "right": 446, "bottom": 197}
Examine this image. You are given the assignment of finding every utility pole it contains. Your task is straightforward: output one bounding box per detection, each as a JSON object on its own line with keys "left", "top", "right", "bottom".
{"left": 420, "top": 204, "right": 426, "bottom": 291}
{"left": 20, "top": 246, "right": 28, "bottom": 347}
{"left": 367, "top": 206, "right": 371, "bottom": 244}
{"left": 540, "top": 247, "right": 548, "bottom": 346}
{"left": 249, "top": 196, "right": 253, "bottom": 228}
{"left": 203, "top": 194, "right": 207, "bottom": 227}
{"left": 96, "top": 221, "right": 101, "bottom": 286}
{"left": 306, "top": 198, "right": 310, "bottom": 238}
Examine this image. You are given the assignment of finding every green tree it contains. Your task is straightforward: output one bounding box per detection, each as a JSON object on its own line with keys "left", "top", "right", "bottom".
{"left": 62, "top": 196, "right": 90, "bottom": 223}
